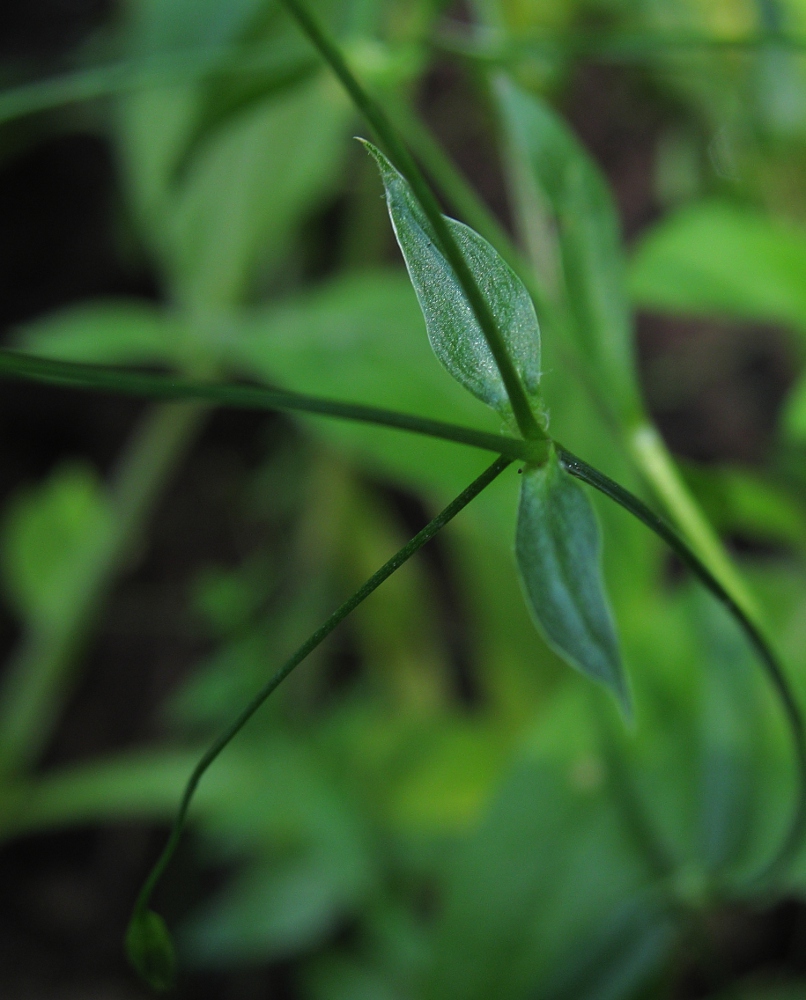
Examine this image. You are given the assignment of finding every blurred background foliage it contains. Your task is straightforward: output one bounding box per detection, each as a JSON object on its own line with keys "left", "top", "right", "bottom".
{"left": 3, "top": 0, "right": 806, "bottom": 997}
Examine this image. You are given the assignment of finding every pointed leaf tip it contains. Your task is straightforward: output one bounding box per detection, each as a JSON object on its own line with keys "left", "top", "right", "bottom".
{"left": 361, "top": 140, "right": 544, "bottom": 428}
{"left": 127, "top": 909, "right": 176, "bottom": 993}
{"left": 516, "top": 450, "right": 630, "bottom": 714}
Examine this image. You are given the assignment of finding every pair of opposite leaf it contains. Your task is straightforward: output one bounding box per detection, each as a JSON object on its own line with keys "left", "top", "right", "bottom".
{"left": 363, "top": 141, "right": 630, "bottom": 715}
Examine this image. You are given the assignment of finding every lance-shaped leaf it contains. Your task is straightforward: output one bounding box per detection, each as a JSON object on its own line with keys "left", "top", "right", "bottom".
{"left": 363, "top": 142, "right": 544, "bottom": 428}
{"left": 495, "top": 77, "right": 643, "bottom": 426}
{"left": 516, "top": 450, "right": 629, "bottom": 712}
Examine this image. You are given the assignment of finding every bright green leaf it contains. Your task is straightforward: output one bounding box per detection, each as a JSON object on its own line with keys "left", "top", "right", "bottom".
{"left": 629, "top": 200, "right": 806, "bottom": 335}
{"left": 168, "top": 75, "right": 351, "bottom": 307}
{"left": 15, "top": 300, "right": 188, "bottom": 369}
{"left": 363, "top": 142, "right": 544, "bottom": 427}
{"left": 496, "top": 76, "right": 643, "bottom": 424}
{"left": 126, "top": 908, "right": 176, "bottom": 993}
{"left": 516, "top": 450, "right": 628, "bottom": 711}
{"left": 1, "top": 464, "right": 114, "bottom": 627}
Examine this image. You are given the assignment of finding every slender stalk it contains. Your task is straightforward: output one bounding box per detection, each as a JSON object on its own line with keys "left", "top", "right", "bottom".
{"left": 435, "top": 27, "right": 806, "bottom": 65}
{"left": 0, "top": 403, "right": 204, "bottom": 775}
{"left": 129, "top": 455, "right": 511, "bottom": 923}
{"left": 404, "top": 97, "right": 762, "bottom": 634}
{"left": 629, "top": 423, "right": 760, "bottom": 622}
{"left": 0, "top": 348, "right": 540, "bottom": 461}
{"left": 276, "top": 0, "right": 545, "bottom": 443}
{"left": 0, "top": 31, "right": 802, "bottom": 128}
{"left": 557, "top": 445, "right": 806, "bottom": 883}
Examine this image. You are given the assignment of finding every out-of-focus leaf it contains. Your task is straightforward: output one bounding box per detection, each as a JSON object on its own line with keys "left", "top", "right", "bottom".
{"left": 539, "top": 895, "right": 677, "bottom": 1000}
{"left": 180, "top": 736, "right": 374, "bottom": 966}
{"left": 423, "top": 691, "right": 660, "bottom": 1000}
{"left": 167, "top": 75, "right": 351, "bottom": 307}
{"left": 682, "top": 463, "right": 806, "bottom": 556}
{"left": 363, "top": 142, "right": 544, "bottom": 428}
{"left": 127, "top": 0, "right": 263, "bottom": 57}
{"left": 117, "top": 0, "right": 268, "bottom": 231}
{"left": 783, "top": 373, "right": 806, "bottom": 441}
{"left": 126, "top": 908, "right": 176, "bottom": 993}
{"left": 516, "top": 451, "right": 628, "bottom": 711}
{"left": 217, "top": 270, "right": 502, "bottom": 495}
{"left": 181, "top": 856, "right": 364, "bottom": 964}
{"left": 1, "top": 464, "right": 114, "bottom": 627}
{"left": 629, "top": 200, "right": 806, "bottom": 334}
{"left": 303, "top": 956, "right": 401, "bottom": 1000}
{"left": 15, "top": 300, "right": 188, "bottom": 369}
{"left": 496, "top": 75, "right": 643, "bottom": 424}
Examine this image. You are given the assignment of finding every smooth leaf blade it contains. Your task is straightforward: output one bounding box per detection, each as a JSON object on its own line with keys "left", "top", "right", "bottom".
{"left": 516, "top": 451, "right": 628, "bottom": 711}
{"left": 362, "top": 141, "right": 543, "bottom": 427}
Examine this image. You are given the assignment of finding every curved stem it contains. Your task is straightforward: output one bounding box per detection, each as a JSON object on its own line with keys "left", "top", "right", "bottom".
{"left": 0, "top": 349, "right": 541, "bottom": 461}
{"left": 276, "top": 0, "right": 545, "bottom": 443}
{"left": 557, "top": 445, "right": 806, "bottom": 884}
{"left": 129, "top": 455, "right": 511, "bottom": 924}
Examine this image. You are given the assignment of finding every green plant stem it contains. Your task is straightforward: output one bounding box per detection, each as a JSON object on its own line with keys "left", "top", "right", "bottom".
{"left": 628, "top": 423, "right": 760, "bottom": 621}
{"left": 276, "top": 0, "right": 544, "bottom": 443}
{"left": 435, "top": 27, "right": 806, "bottom": 65}
{"left": 1, "top": 31, "right": 801, "bottom": 128}
{"left": 129, "top": 454, "right": 511, "bottom": 923}
{"left": 0, "top": 348, "right": 539, "bottom": 461}
{"left": 557, "top": 445, "right": 806, "bottom": 883}
{"left": 0, "top": 403, "right": 205, "bottom": 776}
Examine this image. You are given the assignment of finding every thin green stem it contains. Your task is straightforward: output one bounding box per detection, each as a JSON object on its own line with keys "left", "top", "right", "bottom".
{"left": 435, "top": 27, "right": 806, "bottom": 65}
{"left": 0, "top": 404, "right": 204, "bottom": 776}
{"left": 0, "top": 31, "right": 801, "bottom": 128}
{"left": 557, "top": 445, "right": 806, "bottom": 884}
{"left": 629, "top": 423, "right": 760, "bottom": 622}
{"left": 276, "top": 0, "right": 544, "bottom": 443}
{"left": 0, "top": 348, "right": 540, "bottom": 461}
{"left": 129, "top": 454, "right": 511, "bottom": 924}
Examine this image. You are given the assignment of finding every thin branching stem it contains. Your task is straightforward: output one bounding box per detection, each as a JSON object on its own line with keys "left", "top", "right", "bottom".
{"left": 276, "top": 0, "right": 545, "bottom": 443}
{"left": 0, "top": 349, "right": 539, "bottom": 461}
{"left": 435, "top": 27, "right": 806, "bottom": 64}
{"left": 130, "top": 454, "right": 511, "bottom": 922}
{"left": 558, "top": 445, "right": 806, "bottom": 883}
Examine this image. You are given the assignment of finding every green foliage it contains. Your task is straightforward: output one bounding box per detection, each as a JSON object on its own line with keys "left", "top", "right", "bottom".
{"left": 364, "top": 142, "right": 544, "bottom": 429}
{"left": 126, "top": 908, "right": 177, "bottom": 993}
{"left": 629, "top": 200, "right": 806, "bottom": 333}
{"left": 3, "top": 0, "right": 806, "bottom": 997}
{"left": 496, "top": 76, "right": 643, "bottom": 425}
{"left": 1, "top": 464, "right": 113, "bottom": 627}
{"left": 516, "top": 451, "right": 628, "bottom": 711}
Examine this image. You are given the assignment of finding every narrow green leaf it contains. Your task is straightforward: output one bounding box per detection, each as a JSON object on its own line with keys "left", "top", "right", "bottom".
{"left": 516, "top": 450, "right": 628, "bottom": 711}
{"left": 362, "top": 142, "right": 543, "bottom": 428}
{"left": 126, "top": 908, "right": 176, "bottom": 992}
{"left": 167, "top": 75, "right": 350, "bottom": 307}
{"left": 495, "top": 76, "right": 643, "bottom": 424}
